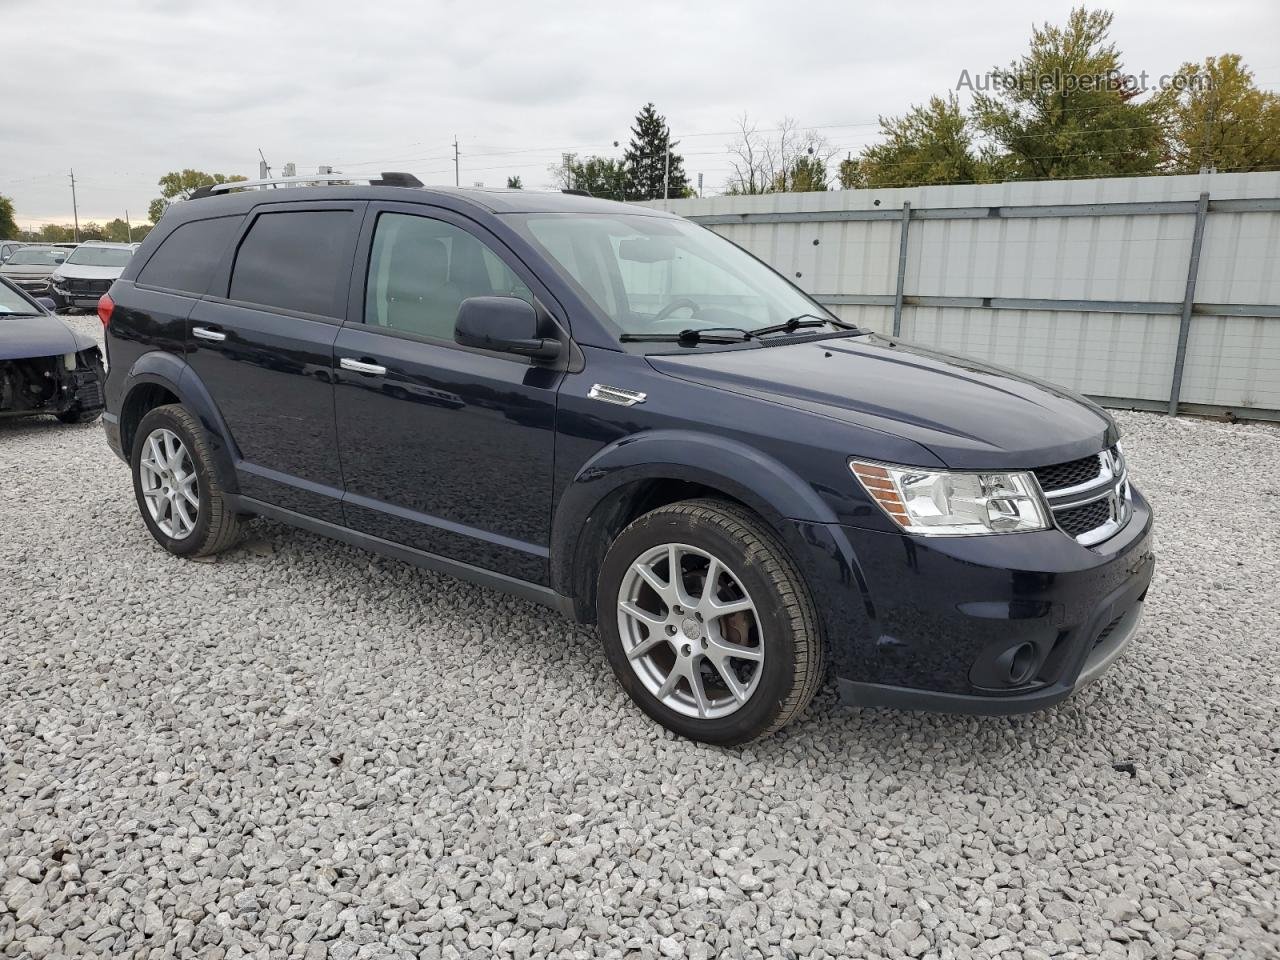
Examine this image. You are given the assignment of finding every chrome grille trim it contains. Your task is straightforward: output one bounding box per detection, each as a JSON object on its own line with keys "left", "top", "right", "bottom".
{"left": 1036, "top": 446, "right": 1132, "bottom": 546}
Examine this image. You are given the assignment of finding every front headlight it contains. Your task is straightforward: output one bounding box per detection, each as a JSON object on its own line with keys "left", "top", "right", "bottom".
{"left": 850, "top": 460, "right": 1050, "bottom": 535}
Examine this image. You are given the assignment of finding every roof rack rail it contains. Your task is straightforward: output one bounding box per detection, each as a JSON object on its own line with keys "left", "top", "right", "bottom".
{"left": 202, "top": 171, "right": 423, "bottom": 196}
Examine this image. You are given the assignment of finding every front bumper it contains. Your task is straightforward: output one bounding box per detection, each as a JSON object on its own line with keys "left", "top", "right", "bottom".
{"left": 785, "top": 487, "right": 1155, "bottom": 715}
{"left": 52, "top": 284, "right": 111, "bottom": 309}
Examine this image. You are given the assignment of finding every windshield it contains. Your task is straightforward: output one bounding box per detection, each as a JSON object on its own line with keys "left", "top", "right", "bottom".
{"left": 66, "top": 245, "right": 133, "bottom": 267}
{"left": 513, "top": 213, "right": 834, "bottom": 338}
{"left": 5, "top": 247, "right": 65, "bottom": 266}
{"left": 0, "top": 282, "right": 40, "bottom": 315}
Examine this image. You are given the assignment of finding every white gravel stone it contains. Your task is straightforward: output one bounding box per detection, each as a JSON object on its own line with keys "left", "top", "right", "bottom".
{"left": 0, "top": 316, "right": 1277, "bottom": 958}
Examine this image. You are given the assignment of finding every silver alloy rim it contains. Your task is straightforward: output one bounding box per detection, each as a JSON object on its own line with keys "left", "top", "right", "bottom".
{"left": 139, "top": 428, "right": 199, "bottom": 539}
{"left": 617, "top": 542, "right": 764, "bottom": 719}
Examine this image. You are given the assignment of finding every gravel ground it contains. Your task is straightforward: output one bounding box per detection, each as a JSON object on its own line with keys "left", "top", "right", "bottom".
{"left": 2, "top": 316, "right": 1278, "bottom": 959}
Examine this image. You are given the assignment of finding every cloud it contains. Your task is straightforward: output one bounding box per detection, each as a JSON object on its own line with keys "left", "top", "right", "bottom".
{"left": 3, "top": 0, "right": 1278, "bottom": 225}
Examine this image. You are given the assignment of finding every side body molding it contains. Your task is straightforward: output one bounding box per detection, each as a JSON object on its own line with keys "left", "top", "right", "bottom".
{"left": 549, "top": 429, "right": 840, "bottom": 611}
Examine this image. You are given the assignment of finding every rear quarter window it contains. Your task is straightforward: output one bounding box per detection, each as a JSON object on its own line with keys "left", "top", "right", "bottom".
{"left": 228, "top": 210, "right": 353, "bottom": 318}
{"left": 136, "top": 216, "right": 244, "bottom": 295}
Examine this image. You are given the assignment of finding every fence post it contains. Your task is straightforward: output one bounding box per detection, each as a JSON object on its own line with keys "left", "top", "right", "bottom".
{"left": 1168, "top": 191, "right": 1210, "bottom": 416}
{"left": 892, "top": 202, "right": 911, "bottom": 337}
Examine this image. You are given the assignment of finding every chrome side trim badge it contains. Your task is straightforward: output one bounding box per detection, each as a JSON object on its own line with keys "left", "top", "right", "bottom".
{"left": 588, "top": 384, "right": 647, "bottom": 407}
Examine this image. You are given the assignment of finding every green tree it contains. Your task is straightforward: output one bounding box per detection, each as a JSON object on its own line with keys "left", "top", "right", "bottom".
{"left": 0, "top": 195, "right": 17, "bottom": 239}
{"left": 149, "top": 169, "right": 247, "bottom": 223}
{"left": 101, "top": 218, "right": 150, "bottom": 243}
{"left": 505, "top": 175, "right": 523, "bottom": 189}
{"left": 1167, "top": 54, "right": 1280, "bottom": 173}
{"left": 852, "top": 95, "right": 1004, "bottom": 188}
{"left": 623, "top": 103, "right": 690, "bottom": 200}
{"left": 774, "top": 154, "right": 829, "bottom": 192}
{"left": 837, "top": 156, "right": 858, "bottom": 190}
{"left": 552, "top": 155, "right": 628, "bottom": 198}
{"left": 970, "top": 7, "right": 1167, "bottom": 180}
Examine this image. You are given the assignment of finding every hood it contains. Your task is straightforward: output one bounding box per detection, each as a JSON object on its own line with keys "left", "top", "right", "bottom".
{"left": 0, "top": 314, "right": 85, "bottom": 360}
{"left": 52, "top": 263, "right": 126, "bottom": 282}
{"left": 0, "top": 263, "right": 58, "bottom": 280}
{"left": 647, "top": 333, "right": 1118, "bottom": 470}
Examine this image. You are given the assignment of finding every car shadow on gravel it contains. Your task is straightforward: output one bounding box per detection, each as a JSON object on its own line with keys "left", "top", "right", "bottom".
{"left": 209, "top": 517, "right": 1157, "bottom": 778}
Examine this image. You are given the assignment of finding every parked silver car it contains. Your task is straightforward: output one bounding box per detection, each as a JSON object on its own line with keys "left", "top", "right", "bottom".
{"left": 51, "top": 241, "right": 134, "bottom": 310}
{"left": 0, "top": 240, "right": 27, "bottom": 264}
{"left": 0, "top": 245, "right": 69, "bottom": 298}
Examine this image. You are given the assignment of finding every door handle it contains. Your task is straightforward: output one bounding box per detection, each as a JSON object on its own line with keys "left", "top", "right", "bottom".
{"left": 339, "top": 357, "right": 387, "bottom": 376}
{"left": 192, "top": 326, "right": 226, "bottom": 342}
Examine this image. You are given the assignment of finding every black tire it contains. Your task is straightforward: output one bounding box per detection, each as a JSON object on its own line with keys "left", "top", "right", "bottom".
{"left": 56, "top": 408, "right": 102, "bottom": 424}
{"left": 130, "top": 404, "right": 243, "bottom": 557}
{"left": 597, "top": 498, "right": 824, "bottom": 745}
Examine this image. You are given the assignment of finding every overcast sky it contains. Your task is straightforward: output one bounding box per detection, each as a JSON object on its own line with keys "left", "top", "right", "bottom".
{"left": 4, "top": 0, "right": 1278, "bottom": 229}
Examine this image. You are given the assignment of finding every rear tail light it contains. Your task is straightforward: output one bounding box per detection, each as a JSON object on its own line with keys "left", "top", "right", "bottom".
{"left": 97, "top": 292, "right": 114, "bottom": 328}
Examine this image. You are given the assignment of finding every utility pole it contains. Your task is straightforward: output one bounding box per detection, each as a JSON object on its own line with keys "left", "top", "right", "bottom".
{"left": 69, "top": 169, "right": 80, "bottom": 242}
{"left": 453, "top": 136, "right": 460, "bottom": 187}
{"left": 663, "top": 136, "right": 671, "bottom": 203}
{"left": 125, "top": 210, "right": 132, "bottom": 243}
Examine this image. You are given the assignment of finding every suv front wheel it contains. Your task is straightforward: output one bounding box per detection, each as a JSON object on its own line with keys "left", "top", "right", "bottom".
{"left": 130, "top": 404, "right": 242, "bottom": 557}
{"left": 597, "top": 499, "right": 824, "bottom": 744}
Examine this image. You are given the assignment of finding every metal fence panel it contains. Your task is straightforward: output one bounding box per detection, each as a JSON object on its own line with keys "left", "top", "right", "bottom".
{"left": 645, "top": 171, "right": 1280, "bottom": 419}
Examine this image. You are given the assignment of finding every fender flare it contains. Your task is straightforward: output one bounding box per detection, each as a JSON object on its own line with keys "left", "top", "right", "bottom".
{"left": 120, "top": 351, "right": 240, "bottom": 492}
{"left": 549, "top": 429, "right": 839, "bottom": 606}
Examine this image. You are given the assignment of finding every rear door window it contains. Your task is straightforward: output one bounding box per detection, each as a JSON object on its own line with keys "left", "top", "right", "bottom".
{"left": 136, "top": 216, "right": 243, "bottom": 295}
{"left": 229, "top": 210, "right": 353, "bottom": 318}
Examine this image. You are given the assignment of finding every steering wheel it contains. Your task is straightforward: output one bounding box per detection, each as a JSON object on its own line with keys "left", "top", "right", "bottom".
{"left": 651, "top": 297, "right": 703, "bottom": 324}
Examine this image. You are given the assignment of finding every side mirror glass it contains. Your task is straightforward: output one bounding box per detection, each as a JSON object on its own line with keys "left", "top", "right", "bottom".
{"left": 455, "top": 296, "right": 561, "bottom": 362}
{"left": 35, "top": 297, "right": 57, "bottom": 312}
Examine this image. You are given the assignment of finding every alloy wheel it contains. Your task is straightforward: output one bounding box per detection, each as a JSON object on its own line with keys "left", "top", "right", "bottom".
{"left": 616, "top": 542, "right": 764, "bottom": 719}
{"left": 139, "top": 427, "right": 199, "bottom": 539}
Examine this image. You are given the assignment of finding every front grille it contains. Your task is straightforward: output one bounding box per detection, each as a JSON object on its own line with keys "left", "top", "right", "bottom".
{"left": 1057, "top": 498, "right": 1112, "bottom": 538}
{"left": 66, "top": 279, "right": 112, "bottom": 295}
{"left": 1033, "top": 454, "right": 1102, "bottom": 492}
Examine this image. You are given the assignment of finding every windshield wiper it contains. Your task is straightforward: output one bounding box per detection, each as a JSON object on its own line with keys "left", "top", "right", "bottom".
{"left": 752, "top": 314, "right": 860, "bottom": 337}
{"left": 620, "top": 327, "right": 755, "bottom": 346}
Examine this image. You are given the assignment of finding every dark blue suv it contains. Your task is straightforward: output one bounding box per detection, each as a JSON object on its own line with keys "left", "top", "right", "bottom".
{"left": 100, "top": 174, "right": 1154, "bottom": 744}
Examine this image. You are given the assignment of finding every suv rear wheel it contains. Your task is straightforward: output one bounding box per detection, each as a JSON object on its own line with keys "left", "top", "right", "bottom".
{"left": 130, "top": 404, "right": 242, "bottom": 557}
{"left": 597, "top": 499, "right": 824, "bottom": 744}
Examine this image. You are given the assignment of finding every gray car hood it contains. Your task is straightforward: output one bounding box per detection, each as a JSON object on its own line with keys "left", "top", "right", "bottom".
{"left": 52, "top": 264, "right": 126, "bottom": 282}
{"left": 0, "top": 314, "right": 94, "bottom": 360}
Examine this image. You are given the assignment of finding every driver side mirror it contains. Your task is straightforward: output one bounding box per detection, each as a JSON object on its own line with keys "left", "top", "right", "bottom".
{"left": 35, "top": 297, "right": 57, "bottom": 312}
{"left": 455, "top": 296, "right": 561, "bottom": 362}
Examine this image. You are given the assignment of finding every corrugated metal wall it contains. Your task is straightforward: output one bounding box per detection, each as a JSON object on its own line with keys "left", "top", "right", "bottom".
{"left": 645, "top": 172, "right": 1280, "bottom": 419}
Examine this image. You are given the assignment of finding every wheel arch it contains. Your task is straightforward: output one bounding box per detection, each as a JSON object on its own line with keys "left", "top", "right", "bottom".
{"left": 119, "top": 351, "right": 240, "bottom": 493}
{"left": 551, "top": 430, "right": 838, "bottom": 623}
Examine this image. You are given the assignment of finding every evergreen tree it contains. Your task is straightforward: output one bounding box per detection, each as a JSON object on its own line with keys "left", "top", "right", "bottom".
{"left": 0, "top": 195, "right": 17, "bottom": 239}
{"left": 623, "top": 103, "right": 690, "bottom": 200}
